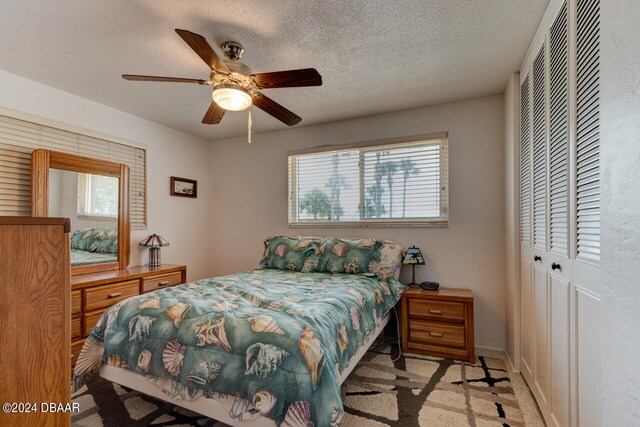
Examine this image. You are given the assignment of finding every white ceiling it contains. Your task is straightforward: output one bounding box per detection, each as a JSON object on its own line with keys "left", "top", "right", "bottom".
{"left": 0, "top": 1, "right": 549, "bottom": 141}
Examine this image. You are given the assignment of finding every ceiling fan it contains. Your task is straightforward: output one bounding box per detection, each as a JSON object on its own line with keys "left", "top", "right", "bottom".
{"left": 122, "top": 29, "right": 322, "bottom": 126}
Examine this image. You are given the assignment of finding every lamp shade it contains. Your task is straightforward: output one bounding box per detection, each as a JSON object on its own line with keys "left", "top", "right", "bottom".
{"left": 402, "top": 245, "right": 425, "bottom": 265}
{"left": 139, "top": 234, "right": 169, "bottom": 248}
{"left": 212, "top": 84, "right": 252, "bottom": 111}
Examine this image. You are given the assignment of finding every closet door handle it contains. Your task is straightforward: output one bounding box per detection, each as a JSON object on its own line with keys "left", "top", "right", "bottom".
{"left": 429, "top": 331, "right": 443, "bottom": 338}
{"left": 107, "top": 292, "right": 122, "bottom": 298}
{"left": 534, "top": 255, "right": 542, "bottom": 262}
{"left": 551, "top": 263, "right": 561, "bottom": 271}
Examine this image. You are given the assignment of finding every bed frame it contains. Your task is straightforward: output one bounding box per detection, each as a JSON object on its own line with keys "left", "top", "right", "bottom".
{"left": 100, "top": 312, "right": 391, "bottom": 426}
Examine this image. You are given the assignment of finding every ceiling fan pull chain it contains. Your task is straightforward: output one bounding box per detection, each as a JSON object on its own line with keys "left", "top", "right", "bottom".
{"left": 248, "top": 109, "right": 252, "bottom": 143}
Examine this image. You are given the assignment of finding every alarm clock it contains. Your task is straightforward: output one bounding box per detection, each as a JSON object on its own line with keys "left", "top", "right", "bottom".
{"left": 419, "top": 281, "right": 440, "bottom": 291}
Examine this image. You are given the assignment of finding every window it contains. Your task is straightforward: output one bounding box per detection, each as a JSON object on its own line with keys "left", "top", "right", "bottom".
{"left": 0, "top": 114, "right": 147, "bottom": 228}
{"left": 77, "top": 173, "right": 119, "bottom": 220}
{"left": 288, "top": 133, "right": 448, "bottom": 226}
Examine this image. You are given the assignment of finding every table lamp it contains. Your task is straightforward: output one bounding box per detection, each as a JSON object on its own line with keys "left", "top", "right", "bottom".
{"left": 139, "top": 234, "right": 169, "bottom": 267}
{"left": 402, "top": 245, "right": 425, "bottom": 287}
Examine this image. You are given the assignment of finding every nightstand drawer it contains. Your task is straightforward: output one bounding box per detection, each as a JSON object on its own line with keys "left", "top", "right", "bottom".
{"left": 84, "top": 280, "right": 140, "bottom": 312}
{"left": 409, "top": 320, "right": 466, "bottom": 348}
{"left": 83, "top": 311, "right": 104, "bottom": 338}
{"left": 142, "top": 271, "right": 183, "bottom": 293}
{"left": 71, "top": 315, "right": 82, "bottom": 340}
{"left": 71, "top": 290, "right": 82, "bottom": 315}
{"left": 409, "top": 299, "right": 465, "bottom": 323}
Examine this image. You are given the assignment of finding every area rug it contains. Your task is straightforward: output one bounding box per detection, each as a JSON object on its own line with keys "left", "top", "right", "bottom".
{"left": 72, "top": 339, "right": 524, "bottom": 427}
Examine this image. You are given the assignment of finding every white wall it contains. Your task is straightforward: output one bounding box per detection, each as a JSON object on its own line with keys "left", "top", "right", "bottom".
{"left": 209, "top": 95, "right": 507, "bottom": 350}
{"left": 0, "top": 70, "right": 214, "bottom": 281}
{"left": 600, "top": 2, "right": 640, "bottom": 425}
{"left": 503, "top": 72, "right": 520, "bottom": 370}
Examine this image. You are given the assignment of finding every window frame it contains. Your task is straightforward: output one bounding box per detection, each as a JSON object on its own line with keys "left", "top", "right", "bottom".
{"left": 287, "top": 132, "right": 449, "bottom": 228}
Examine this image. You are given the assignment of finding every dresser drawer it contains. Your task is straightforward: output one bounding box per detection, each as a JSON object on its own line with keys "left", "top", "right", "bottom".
{"left": 71, "top": 290, "right": 82, "bottom": 315}
{"left": 142, "top": 271, "right": 183, "bottom": 293}
{"left": 71, "top": 339, "right": 84, "bottom": 367}
{"left": 83, "top": 311, "right": 104, "bottom": 338}
{"left": 409, "top": 299, "right": 465, "bottom": 323}
{"left": 84, "top": 280, "right": 140, "bottom": 312}
{"left": 71, "top": 315, "right": 82, "bottom": 340}
{"left": 409, "top": 320, "right": 466, "bottom": 349}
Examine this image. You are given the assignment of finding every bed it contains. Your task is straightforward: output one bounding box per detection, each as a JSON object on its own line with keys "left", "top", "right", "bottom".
{"left": 70, "top": 248, "right": 118, "bottom": 266}
{"left": 74, "top": 237, "right": 405, "bottom": 426}
{"left": 70, "top": 227, "right": 119, "bottom": 266}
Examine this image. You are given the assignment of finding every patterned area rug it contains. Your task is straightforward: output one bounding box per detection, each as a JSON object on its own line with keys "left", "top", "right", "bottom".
{"left": 72, "top": 339, "right": 524, "bottom": 427}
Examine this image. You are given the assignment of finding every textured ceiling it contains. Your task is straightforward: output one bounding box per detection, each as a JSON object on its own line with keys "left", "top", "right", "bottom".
{"left": 0, "top": 0, "right": 549, "bottom": 141}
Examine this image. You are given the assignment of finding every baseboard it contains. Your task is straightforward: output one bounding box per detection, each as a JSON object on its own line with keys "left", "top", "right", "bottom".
{"left": 505, "top": 350, "right": 520, "bottom": 373}
{"left": 475, "top": 344, "right": 505, "bottom": 353}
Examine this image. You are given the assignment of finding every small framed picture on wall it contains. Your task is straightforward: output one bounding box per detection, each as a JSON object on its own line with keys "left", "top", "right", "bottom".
{"left": 170, "top": 176, "right": 197, "bottom": 198}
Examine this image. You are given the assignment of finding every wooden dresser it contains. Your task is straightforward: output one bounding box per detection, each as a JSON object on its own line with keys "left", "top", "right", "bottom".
{"left": 0, "top": 218, "right": 71, "bottom": 427}
{"left": 70, "top": 264, "right": 187, "bottom": 367}
{"left": 401, "top": 287, "right": 475, "bottom": 363}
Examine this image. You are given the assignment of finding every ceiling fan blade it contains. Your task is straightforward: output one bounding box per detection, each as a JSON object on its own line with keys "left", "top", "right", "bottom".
{"left": 251, "top": 68, "right": 322, "bottom": 89}
{"left": 251, "top": 92, "right": 301, "bottom": 126}
{"left": 122, "top": 74, "right": 210, "bottom": 84}
{"left": 175, "top": 29, "right": 230, "bottom": 75}
{"left": 202, "top": 101, "right": 225, "bottom": 124}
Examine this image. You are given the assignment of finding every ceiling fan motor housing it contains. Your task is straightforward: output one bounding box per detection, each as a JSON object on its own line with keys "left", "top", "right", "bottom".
{"left": 221, "top": 41, "right": 244, "bottom": 61}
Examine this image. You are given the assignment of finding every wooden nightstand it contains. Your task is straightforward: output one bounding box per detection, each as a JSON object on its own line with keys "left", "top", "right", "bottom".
{"left": 401, "top": 287, "right": 475, "bottom": 363}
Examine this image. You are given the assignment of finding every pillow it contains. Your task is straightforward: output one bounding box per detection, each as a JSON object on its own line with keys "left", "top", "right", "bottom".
{"left": 316, "top": 237, "right": 383, "bottom": 275}
{"left": 70, "top": 228, "right": 118, "bottom": 253}
{"left": 368, "top": 240, "right": 404, "bottom": 280}
{"left": 259, "top": 236, "right": 321, "bottom": 272}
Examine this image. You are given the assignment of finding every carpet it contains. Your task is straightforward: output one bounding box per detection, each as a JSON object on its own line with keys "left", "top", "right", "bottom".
{"left": 72, "top": 339, "right": 524, "bottom": 426}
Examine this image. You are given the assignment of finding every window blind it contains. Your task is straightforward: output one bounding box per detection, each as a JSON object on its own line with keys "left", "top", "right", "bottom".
{"left": 520, "top": 75, "right": 532, "bottom": 246}
{"left": 0, "top": 115, "right": 147, "bottom": 228}
{"left": 288, "top": 136, "right": 448, "bottom": 226}
{"left": 532, "top": 45, "right": 547, "bottom": 251}
{"left": 576, "top": 0, "right": 600, "bottom": 262}
{"left": 549, "top": 1, "right": 569, "bottom": 255}
{"left": 77, "top": 173, "right": 119, "bottom": 218}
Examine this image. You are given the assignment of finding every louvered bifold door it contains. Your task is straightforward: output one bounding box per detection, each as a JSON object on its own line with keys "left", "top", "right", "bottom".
{"left": 549, "top": 1, "right": 569, "bottom": 256}
{"left": 575, "top": 0, "right": 600, "bottom": 263}
{"left": 520, "top": 75, "right": 532, "bottom": 247}
{"left": 574, "top": 0, "right": 601, "bottom": 426}
{"left": 532, "top": 46, "right": 548, "bottom": 251}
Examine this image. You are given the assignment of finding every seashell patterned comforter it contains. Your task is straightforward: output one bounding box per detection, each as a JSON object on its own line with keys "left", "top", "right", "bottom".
{"left": 73, "top": 269, "right": 406, "bottom": 426}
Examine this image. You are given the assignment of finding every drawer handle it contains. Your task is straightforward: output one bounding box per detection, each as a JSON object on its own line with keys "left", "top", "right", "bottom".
{"left": 107, "top": 292, "right": 122, "bottom": 298}
{"left": 158, "top": 281, "right": 170, "bottom": 286}
{"left": 428, "top": 309, "right": 443, "bottom": 315}
{"left": 534, "top": 255, "right": 542, "bottom": 262}
{"left": 429, "top": 331, "right": 443, "bottom": 337}
{"left": 551, "top": 263, "right": 561, "bottom": 271}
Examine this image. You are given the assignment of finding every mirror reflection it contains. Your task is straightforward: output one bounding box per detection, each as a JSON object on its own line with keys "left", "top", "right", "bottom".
{"left": 48, "top": 168, "right": 119, "bottom": 266}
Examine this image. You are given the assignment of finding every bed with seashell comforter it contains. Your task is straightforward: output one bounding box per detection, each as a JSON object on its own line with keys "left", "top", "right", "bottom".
{"left": 73, "top": 268, "right": 406, "bottom": 426}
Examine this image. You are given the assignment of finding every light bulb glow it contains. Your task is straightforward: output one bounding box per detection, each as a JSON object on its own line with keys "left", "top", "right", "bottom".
{"left": 212, "top": 84, "right": 252, "bottom": 111}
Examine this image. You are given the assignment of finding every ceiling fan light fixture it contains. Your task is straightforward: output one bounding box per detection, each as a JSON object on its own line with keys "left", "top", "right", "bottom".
{"left": 212, "top": 84, "right": 252, "bottom": 111}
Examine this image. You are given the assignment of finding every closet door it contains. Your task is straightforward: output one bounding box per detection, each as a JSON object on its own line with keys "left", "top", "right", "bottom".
{"left": 530, "top": 44, "right": 550, "bottom": 412}
{"left": 519, "top": 74, "right": 534, "bottom": 383}
{"left": 518, "top": 1, "right": 600, "bottom": 425}
{"left": 548, "top": 3, "right": 571, "bottom": 427}
{"left": 573, "top": 0, "right": 601, "bottom": 425}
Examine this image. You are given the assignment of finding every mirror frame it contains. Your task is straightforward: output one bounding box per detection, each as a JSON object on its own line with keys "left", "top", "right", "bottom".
{"left": 30, "top": 149, "right": 130, "bottom": 275}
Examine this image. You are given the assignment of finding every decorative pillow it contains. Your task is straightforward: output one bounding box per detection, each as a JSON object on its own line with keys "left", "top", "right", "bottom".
{"left": 369, "top": 240, "right": 404, "bottom": 280}
{"left": 316, "top": 237, "right": 383, "bottom": 275}
{"left": 70, "top": 228, "right": 118, "bottom": 253}
{"left": 259, "top": 236, "right": 322, "bottom": 272}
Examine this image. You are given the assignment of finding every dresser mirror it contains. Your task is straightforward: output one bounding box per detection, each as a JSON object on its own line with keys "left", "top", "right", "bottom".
{"left": 31, "top": 149, "right": 130, "bottom": 274}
